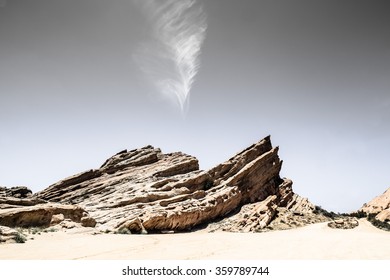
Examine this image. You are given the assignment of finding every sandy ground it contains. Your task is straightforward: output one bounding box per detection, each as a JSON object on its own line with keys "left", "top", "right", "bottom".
{"left": 1, "top": 219, "right": 389, "bottom": 260}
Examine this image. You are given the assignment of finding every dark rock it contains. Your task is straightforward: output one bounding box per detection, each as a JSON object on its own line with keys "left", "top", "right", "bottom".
{"left": 0, "top": 186, "right": 32, "bottom": 198}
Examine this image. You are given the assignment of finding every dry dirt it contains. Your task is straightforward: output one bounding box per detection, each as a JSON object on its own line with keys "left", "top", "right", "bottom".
{"left": 1, "top": 219, "right": 389, "bottom": 260}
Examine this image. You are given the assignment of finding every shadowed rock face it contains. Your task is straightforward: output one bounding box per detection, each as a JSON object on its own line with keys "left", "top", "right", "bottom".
{"left": 0, "top": 186, "right": 32, "bottom": 198}
{"left": 207, "top": 180, "right": 331, "bottom": 232}
{"left": 359, "top": 188, "right": 390, "bottom": 223}
{"left": 34, "top": 136, "right": 320, "bottom": 233}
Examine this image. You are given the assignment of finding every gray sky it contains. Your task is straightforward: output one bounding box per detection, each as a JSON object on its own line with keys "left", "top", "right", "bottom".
{"left": 1, "top": 0, "right": 389, "bottom": 212}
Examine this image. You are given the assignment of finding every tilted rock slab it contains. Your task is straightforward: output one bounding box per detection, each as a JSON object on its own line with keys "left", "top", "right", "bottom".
{"left": 34, "top": 136, "right": 319, "bottom": 233}
{"left": 207, "top": 180, "right": 330, "bottom": 232}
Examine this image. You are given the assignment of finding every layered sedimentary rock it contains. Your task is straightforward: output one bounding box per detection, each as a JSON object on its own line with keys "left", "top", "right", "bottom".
{"left": 0, "top": 186, "right": 96, "bottom": 229}
{"left": 35, "top": 136, "right": 324, "bottom": 233}
{"left": 0, "top": 226, "right": 24, "bottom": 243}
{"left": 359, "top": 188, "right": 390, "bottom": 223}
{"left": 208, "top": 181, "right": 330, "bottom": 232}
{"left": 0, "top": 186, "right": 32, "bottom": 198}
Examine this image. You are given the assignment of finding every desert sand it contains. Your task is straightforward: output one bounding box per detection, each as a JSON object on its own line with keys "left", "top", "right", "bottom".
{"left": 1, "top": 219, "right": 389, "bottom": 260}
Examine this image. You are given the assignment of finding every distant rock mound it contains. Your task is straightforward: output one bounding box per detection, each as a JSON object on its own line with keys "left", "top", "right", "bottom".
{"left": 359, "top": 188, "right": 390, "bottom": 223}
{"left": 0, "top": 186, "right": 32, "bottom": 198}
{"left": 327, "top": 217, "right": 359, "bottom": 230}
{"left": 34, "top": 136, "right": 326, "bottom": 233}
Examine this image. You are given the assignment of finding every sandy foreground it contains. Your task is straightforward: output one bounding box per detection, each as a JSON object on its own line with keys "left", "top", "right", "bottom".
{"left": 1, "top": 219, "right": 389, "bottom": 260}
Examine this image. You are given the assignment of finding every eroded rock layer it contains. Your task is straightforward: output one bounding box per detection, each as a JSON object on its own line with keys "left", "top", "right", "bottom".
{"left": 0, "top": 186, "right": 96, "bottom": 230}
{"left": 0, "top": 226, "right": 24, "bottom": 243}
{"left": 0, "top": 186, "right": 32, "bottom": 198}
{"left": 207, "top": 180, "right": 330, "bottom": 232}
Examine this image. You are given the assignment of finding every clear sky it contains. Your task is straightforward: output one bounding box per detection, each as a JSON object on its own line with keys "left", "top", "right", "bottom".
{"left": 1, "top": 0, "right": 389, "bottom": 212}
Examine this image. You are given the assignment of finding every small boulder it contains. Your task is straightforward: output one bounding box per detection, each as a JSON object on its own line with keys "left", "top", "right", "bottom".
{"left": 81, "top": 216, "right": 96, "bottom": 228}
{"left": 50, "top": 214, "right": 65, "bottom": 225}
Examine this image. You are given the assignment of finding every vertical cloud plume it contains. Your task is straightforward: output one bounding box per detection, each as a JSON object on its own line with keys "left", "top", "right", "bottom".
{"left": 133, "top": 0, "right": 207, "bottom": 114}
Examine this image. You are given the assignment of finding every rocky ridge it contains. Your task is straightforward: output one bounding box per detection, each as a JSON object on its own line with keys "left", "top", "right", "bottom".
{"left": 34, "top": 136, "right": 327, "bottom": 233}
{"left": 1, "top": 136, "right": 331, "bottom": 242}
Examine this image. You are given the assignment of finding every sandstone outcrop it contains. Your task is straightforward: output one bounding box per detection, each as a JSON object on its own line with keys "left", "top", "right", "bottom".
{"left": 0, "top": 226, "right": 26, "bottom": 243}
{"left": 208, "top": 181, "right": 330, "bottom": 232}
{"left": 34, "top": 136, "right": 326, "bottom": 233}
{"left": 0, "top": 186, "right": 96, "bottom": 229}
{"left": 359, "top": 188, "right": 390, "bottom": 223}
{"left": 376, "top": 209, "right": 390, "bottom": 223}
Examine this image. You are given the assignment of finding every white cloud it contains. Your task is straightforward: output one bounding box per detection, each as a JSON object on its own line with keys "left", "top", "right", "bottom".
{"left": 133, "top": 0, "right": 207, "bottom": 114}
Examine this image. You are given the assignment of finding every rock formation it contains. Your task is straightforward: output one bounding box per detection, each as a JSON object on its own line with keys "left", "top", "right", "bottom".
{"left": 0, "top": 135, "right": 333, "bottom": 240}
{"left": 327, "top": 217, "right": 359, "bottom": 229}
{"left": 207, "top": 182, "right": 330, "bottom": 232}
{"left": 0, "top": 186, "right": 32, "bottom": 198}
{"left": 0, "top": 186, "right": 96, "bottom": 237}
{"left": 0, "top": 226, "right": 26, "bottom": 243}
{"left": 359, "top": 188, "right": 390, "bottom": 223}
{"left": 33, "top": 136, "right": 327, "bottom": 233}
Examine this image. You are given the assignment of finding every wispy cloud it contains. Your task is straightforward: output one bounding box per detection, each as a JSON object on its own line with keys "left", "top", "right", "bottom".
{"left": 133, "top": 0, "right": 207, "bottom": 114}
